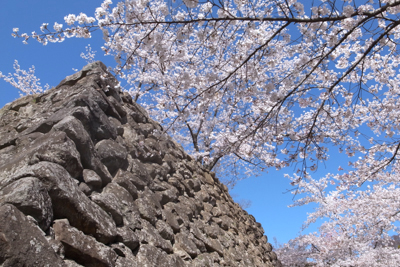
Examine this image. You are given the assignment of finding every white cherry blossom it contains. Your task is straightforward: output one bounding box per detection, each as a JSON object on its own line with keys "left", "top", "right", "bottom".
{"left": 11, "top": 0, "right": 400, "bottom": 265}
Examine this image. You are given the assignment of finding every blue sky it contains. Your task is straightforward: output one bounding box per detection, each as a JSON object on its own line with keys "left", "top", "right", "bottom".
{"left": 0, "top": 0, "right": 351, "bottom": 245}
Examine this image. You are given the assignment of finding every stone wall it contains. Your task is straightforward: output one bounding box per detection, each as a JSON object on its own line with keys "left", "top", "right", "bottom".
{"left": 0, "top": 62, "right": 280, "bottom": 266}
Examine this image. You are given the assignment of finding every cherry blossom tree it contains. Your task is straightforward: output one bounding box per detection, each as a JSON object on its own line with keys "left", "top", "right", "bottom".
{"left": 0, "top": 60, "right": 49, "bottom": 96}
{"left": 13, "top": 0, "right": 400, "bottom": 265}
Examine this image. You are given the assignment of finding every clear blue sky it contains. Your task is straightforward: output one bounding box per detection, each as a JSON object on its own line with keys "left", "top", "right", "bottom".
{"left": 0, "top": 0, "right": 349, "bottom": 245}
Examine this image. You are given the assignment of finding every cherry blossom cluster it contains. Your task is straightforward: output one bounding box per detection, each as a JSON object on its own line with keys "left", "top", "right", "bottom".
{"left": 11, "top": 13, "right": 96, "bottom": 45}
{"left": 14, "top": 0, "right": 400, "bottom": 264}
{"left": 80, "top": 44, "right": 97, "bottom": 64}
{"left": 0, "top": 60, "right": 49, "bottom": 96}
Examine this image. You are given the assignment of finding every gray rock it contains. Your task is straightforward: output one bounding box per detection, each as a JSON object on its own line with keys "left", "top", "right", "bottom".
{"left": 136, "top": 245, "right": 167, "bottom": 266}
{"left": 53, "top": 115, "right": 112, "bottom": 185}
{"left": 27, "top": 130, "right": 83, "bottom": 178}
{"left": 53, "top": 219, "right": 117, "bottom": 267}
{"left": 191, "top": 221, "right": 224, "bottom": 257}
{"left": 136, "top": 138, "right": 163, "bottom": 163}
{"left": 136, "top": 194, "right": 159, "bottom": 225}
{"left": 191, "top": 252, "right": 219, "bottom": 267}
{"left": 0, "top": 204, "right": 65, "bottom": 267}
{"left": 108, "top": 116, "right": 124, "bottom": 135}
{"left": 136, "top": 220, "right": 173, "bottom": 253}
{"left": 82, "top": 169, "right": 103, "bottom": 189}
{"left": 5, "top": 130, "right": 83, "bottom": 179}
{"left": 0, "top": 126, "right": 18, "bottom": 153}
{"left": 91, "top": 183, "right": 135, "bottom": 226}
{"left": 0, "top": 177, "right": 52, "bottom": 231}
{"left": 21, "top": 162, "right": 117, "bottom": 244}
{"left": 156, "top": 219, "right": 175, "bottom": 241}
{"left": 68, "top": 91, "right": 118, "bottom": 142}
{"left": 129, "top": 158, "right": 152, "bottom": 186}
{"left": 162, "top": 205, "right": 181, "bottom": 233}
{"left": 122, "top": 209, "right": 143, "bottom": 231}
{"left": 91, "top": 192, "right": 124, "bottom": 226}
{"left": 78, "top": 182, "right": 93, "bottom": 196}
{"left": 175, "top": 232, "right": 201, "bottom": 258}
{"left": 64, "top": 259, "right": 85, "bottom": 267}
{"left": 95, "top": 139, "right": 129, "bottom": 176}
{"left": 112, "top": 243, "right": 138, "bottom": 267}
{"left": 116, "top": 226, "right": 140, "bottom": 251}
{"left": 156, "top": 184, "right": 180, "bottom": 205}
{"left": 113, "top": 169, "right": 140, "bottom": 197}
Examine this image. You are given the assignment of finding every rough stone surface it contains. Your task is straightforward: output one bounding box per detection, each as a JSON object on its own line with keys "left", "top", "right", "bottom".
{"left": 0, "top": 61, "right": 281, "bottom": 266}
{"left": 0, "top": 204, "right": 65, "bottom": 267}
{"left": 0, "top": 176, "right": 52, "bottom": 230}
{"left": 53, "top": 219, "right": 118, "bottom": 267}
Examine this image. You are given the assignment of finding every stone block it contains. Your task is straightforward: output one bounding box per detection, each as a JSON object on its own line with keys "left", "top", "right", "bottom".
{"left": 53, "top": 219, "right": 117, "bottom": 267}
{"left": 0, "top": 204, "right": 65, "bottom": 267}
